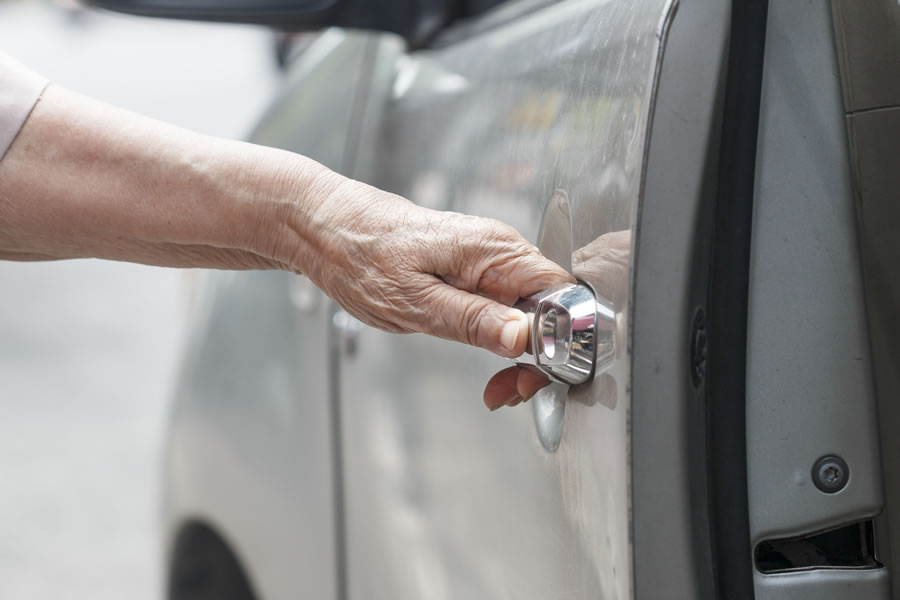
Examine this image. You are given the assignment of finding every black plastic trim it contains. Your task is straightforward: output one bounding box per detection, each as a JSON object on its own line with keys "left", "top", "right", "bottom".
{"left": 168, "top": 522, "right": 258, "bottom": 600}
{"left": 87, "top": 0, "right": 338, "bottom": 26}
{"left": 87, "top": 0, "right": 469, "bottom": 47}
{"left": 706, "top": 0, "right": 769, "bottom": 598}
{"left": 754, "top": 520, "right": 881, "bottom": 574}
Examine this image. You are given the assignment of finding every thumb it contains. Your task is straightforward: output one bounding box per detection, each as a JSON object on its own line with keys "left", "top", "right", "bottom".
{"left": 426, "top": 284, "right": 530, "bottom": 358}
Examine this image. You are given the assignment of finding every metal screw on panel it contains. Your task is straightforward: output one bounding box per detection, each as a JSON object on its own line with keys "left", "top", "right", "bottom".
{"left": 812, "top": 455, "right": 849, "bottom": 494}
{"left": 690, "top": 307, "right": 707, "bottom": 387}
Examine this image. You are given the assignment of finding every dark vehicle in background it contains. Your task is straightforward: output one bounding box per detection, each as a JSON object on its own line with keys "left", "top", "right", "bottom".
{"left": 88, "top": 0, "right": 900, "bottom": 598}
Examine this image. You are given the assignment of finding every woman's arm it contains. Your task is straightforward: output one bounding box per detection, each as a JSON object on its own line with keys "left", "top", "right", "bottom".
{"left": 0, "top": 84, "right": 315, "bottom": 270}
{"left": 0, "top": 84, "right": 573, "bottom": 383}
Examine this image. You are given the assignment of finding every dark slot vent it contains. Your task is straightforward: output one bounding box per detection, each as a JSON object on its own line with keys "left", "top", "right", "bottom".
{"left": 755, "top": 520, "right": 881, "bottom": 574}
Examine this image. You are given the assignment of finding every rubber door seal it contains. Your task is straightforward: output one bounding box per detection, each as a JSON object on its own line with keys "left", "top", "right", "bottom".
{"left": 706, "top": 0, "right": 769, "bottom": 598}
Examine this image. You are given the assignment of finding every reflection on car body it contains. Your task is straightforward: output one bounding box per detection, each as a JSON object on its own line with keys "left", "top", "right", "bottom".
{"left": 95, "top": 0, "right": 899, "bottom": 598}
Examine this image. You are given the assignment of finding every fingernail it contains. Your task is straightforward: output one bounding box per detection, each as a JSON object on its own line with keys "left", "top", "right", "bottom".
{"left": 500, "top": 315, "right": 525, "bottom": 353}
{"left": 488, "top": 392, "right": 521, "bottom": 412}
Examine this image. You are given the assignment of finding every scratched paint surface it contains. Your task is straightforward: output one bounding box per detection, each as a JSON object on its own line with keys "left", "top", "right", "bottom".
{"left": 337, "top": 1, "right": 672, "bottom": 598}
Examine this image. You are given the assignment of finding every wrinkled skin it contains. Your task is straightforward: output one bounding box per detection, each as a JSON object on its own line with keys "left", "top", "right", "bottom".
{"left": 0, "top": 80, "right": 634, "bottom": 412}
{"left": 481, "top": 230, "right": 632, "bottom": 410}
{"left": 296, "top": 176, "right": 575, "bottom": 359}
{"left": 0, "top": 84, "right": 576, "bottom": 411}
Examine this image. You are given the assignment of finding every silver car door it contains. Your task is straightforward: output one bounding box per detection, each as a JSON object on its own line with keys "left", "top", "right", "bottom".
{"left": 334, "top": 1, "right": 727, "bottom": 598}
{"left": 164, "top": 30, "right": 373, "bottom": 600}
{"left": 745, "top": 2, "right": 889, "bottom": 599}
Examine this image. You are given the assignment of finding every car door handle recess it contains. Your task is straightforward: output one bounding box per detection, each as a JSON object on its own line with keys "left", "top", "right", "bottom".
{"left": 514, "top": 282, "right": 616, "bottom": 385}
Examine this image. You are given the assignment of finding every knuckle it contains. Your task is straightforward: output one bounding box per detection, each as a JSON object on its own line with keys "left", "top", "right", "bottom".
{"left": 459, "top": 299, "right": 489, "bottom": 347}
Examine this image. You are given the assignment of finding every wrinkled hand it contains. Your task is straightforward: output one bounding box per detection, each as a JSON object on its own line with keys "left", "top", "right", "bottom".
{"left": 295, "top": 176, "right": 573, "bottom": 366}
{"left": 482, "top": 229, "right": 632, "bottom": 411}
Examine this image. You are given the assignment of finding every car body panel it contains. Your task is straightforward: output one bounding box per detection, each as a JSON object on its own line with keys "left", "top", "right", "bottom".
{"left": 834, "top": 1, "right": 900, "bottom": 594}
{"left": 160, "top": 1, "right": 893, "bottom": 599}
{"left": 847, "top": 98, "right": 900, "bottom": 600}
{"left": 832, "top": 0, "right": 900, "bottom": 114}
{"left": 629, "top": 0, "right": 729, "bottom": 596}
{"left": 162, "top": 30, "right": 373, "bottom": 600}
{"left": 747, "top": 1, "right": 888, "bottom": 597}
{"left": 336, "top": 1, "right": 673, "bottom": 598}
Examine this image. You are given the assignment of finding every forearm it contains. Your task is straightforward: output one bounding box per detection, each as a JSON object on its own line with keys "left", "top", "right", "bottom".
{"left": 0, "top": 79, "right": 577, "bottom": 383}
{"left": 0, "top": 84, "right": 332, "bottom": 270}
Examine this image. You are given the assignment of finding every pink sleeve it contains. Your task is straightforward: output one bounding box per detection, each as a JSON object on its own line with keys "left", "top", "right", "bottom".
{"left": 0, "top": 53, "right": 49, "bottom": 161}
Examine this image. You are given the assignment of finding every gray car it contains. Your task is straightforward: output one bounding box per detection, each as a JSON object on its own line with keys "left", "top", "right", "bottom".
{"left": 88, "top": 0, "right": 900, "bottom": 598}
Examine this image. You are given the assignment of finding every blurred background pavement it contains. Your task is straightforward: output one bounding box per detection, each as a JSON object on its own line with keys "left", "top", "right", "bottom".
{"left": 0, "top": 1, "right": 280, "bottom": 597}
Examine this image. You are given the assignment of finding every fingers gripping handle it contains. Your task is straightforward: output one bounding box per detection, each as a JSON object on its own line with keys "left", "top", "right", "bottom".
{"left": 513, "top": 282, "right": 616, "bottom": 385}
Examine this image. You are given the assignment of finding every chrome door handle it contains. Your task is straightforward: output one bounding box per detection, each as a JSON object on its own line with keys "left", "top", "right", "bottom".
{"left": 513, "top": 282, "right": 616, "bottom": 385}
